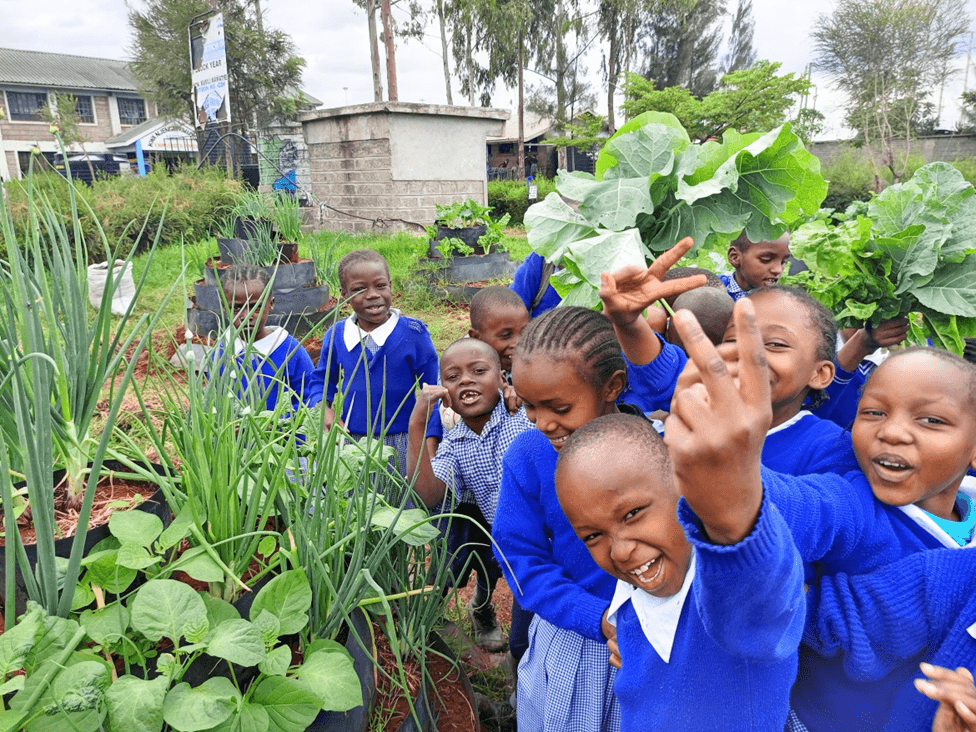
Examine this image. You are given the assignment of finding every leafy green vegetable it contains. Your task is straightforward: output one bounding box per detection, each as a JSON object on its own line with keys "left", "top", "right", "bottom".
{"left": 787, "top": 162, "right": 976, "bottom": 354}
{"left": 524, "top": 112, "right": 826, "bottom": 308}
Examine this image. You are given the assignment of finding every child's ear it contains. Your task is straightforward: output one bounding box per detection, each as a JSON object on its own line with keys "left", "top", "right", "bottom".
{"left": 603, "top": 369, "right": 628, "bottom": 403}
{"left": 808, "top": 359, "right": 835, "bottom": 391}
{"left": 727, "top": 246, "right": 741, "bottom": 267}
{"left": 468, "top": 327, "right": 480, "bottom": 340}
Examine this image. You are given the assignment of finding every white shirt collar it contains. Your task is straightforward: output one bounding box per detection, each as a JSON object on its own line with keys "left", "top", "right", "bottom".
{"left": 897, "top": 475, "right": 976, "bottom": 549}
{"left": 606, "top": 552, "right": 696, "bottom": 663}
{"left": 968, "top": 621, "right": 976, "bottom": 641}
{"left": 343, "top": 308, "right": 400, "bottom": 350}
{"left": 230, "top": 326, "right": 288, "bottom": 358}
{"left": 766, "top": 410, "right": 812, "bottom": 436}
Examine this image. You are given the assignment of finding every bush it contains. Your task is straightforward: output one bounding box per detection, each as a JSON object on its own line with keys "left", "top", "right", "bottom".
{"left": 3, "top": 164, "right": 242, "bottom": 262}
{"left": 952, "top": 158, "right": 976, "bottom": 187}
{"left": 488, "top": 178, "right": 557, "bottom": 226}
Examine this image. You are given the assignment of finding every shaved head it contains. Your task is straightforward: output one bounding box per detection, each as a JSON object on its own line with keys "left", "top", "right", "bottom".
{"left": 671, "top": 287, "right": 734, "bottom": 347}
{"left": 442, "top": 337, "right": 501, "bottom": 368}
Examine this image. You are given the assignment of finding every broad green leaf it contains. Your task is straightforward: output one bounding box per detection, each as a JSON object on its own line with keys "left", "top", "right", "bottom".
{"left": 257, "top": 535, "right": 277, "bottom": 557}
{"left": 71, "top": 583, "right": 96, "bottom": 611}
{"left": 0, "top": 604, "right": 42, "bottom": 675}
{"left": 914, "top": 261, "right": 976, "bottom": 317}
{"left": 259, "top": 644, "right": 292, "bottom": 676}
{"left": 305, "top": 638, "right": 353, "bottom": 662}
{"left": 163, "top": 678, "right": 239, "bottom": 732}
{"left": 109, "top": 510, "right": 163, "bottom": 548}
{"left": 251, "top": 676, "right": 321, "bottom": 732}
{"left": 297, "top": 649, "right": 362, "bottom": 712}
{"left": 84, "top": 549, "right": 137, "bottom": 594}
{"left": 13, "top": 659, "right": 109, "bottom": 732}
{"left": 207, "top": 619, "right": 266, "bottom": 666}
{"left": 0, "top": 675, "right": 24, "bottom": 695}
{"left": 104, "top": 675, "right": 168, "bottom": 732}
{"left": 524, "top": 193, "right": 597, "bottom": 260}
{"left": 158, "top": 509, "right": 194, "bottom": 550}
{"left": 252, "top": 609, "right": 281, "bottom": 645}
{"left": 596, "top": 112, "right": 689, "bottom": 180}
{"left": 117, "top": 543, "right": 162, "bottom": 570}
{"left": 368, "top": 506, "right": 440, "bottom": 546}
{"left": 130, "top": 580, "right": 208, "bottom": 643}
{"left": 556, "top": 171, "right": 654, "bottom": 231}
{"left": 209, "top": 702, "right": 270, "bottom": 732}
{"left": 174, "top": 546, "right": 225, "bottom": 583}
{"left": 249, "top": 570, "right": 311, "bottom": 634}
{"left": 201, "top": 594, "right": 241, "bottom": 632}
{"left": 79, "top": 604, "right": 129, "bottom": 645}
{"left": 24, "top": 615, "right": 80, "bottom": 675}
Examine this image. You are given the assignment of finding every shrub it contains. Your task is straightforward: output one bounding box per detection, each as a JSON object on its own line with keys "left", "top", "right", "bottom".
{"left": 952, "top": 158, "right": 976, "bottom": 187}
{"left": 488, "top": 178, "right": 557, "bottom": 225}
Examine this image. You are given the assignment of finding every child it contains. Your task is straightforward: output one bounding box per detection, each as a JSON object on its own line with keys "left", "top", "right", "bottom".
{"left": 468, "top": 286, "right": 530, "bottom": 378}
{"left": 790, "top": 347, "right": 976, "bottom": 732}
{"left": 407, "top": 338, "right": 534, "bottom": 651}
{"left": 491, "top": 237, "right": 707, "bottom": 732}
{"left": 665, "top": 286, "right": 733, "bottom": 348}
{"left": 307, "top": 249, "right": 439, "bottom": 479}
{"left": 509, "top": 252, "right": 561, "bottom": 317}
{"left": 220, "top": 264, "right": 315, "bottom": 411}
{"left": 720, "top": 230, "right": 792, "bottom": 301}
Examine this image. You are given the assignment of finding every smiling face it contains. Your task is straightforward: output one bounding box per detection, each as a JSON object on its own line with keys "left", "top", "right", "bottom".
{"left": 722, "top": 290, "right": 834, "bottom": 428}
{"left": 512, "top": 354, "right": 624, "bottom": 450}
{"left": 728, "top": 234, "right": 792, "bottom": 291}
{"left": 470, "top": 305, "right": 530, "bottom": 373}
{"left": 557, "top": 448, "right": 692, "bottom": 597}
{"left": 440, "top": 340, "right": 504, "bottom": 432}
{"left": 852, "top": 352, "right": 976, "bottom": 520}
{"left": 226, "top": 280, "right": 272, "bottom": 341}
{"left": 341, "top": 260, "right": 393, "bottom": 332}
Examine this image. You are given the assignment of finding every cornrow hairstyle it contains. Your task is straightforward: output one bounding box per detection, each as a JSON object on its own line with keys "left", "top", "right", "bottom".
{"left": 881, "top": 346, "right": 976, "bottom": 409}
{"left": 513, "top": 306, "right": 626, "bottom": 388}
{"left": 337, "top": 249, "right": 390, "bottom": 292}
{"left": 222, "top": 263, "right": 271, "bottom": 294}
{"left": 746, "top": 285, "right": 837, "bottom": 409}
{"left": 469, "top": 285, "right": 528, "bottom": 330}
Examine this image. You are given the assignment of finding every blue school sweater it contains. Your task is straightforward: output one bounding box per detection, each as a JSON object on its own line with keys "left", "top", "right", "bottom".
{"left": 307, "top": 315, "right": 440, "bottom": 436}
{"left": 221, "top": 328, "right": 315, "bottom": 412}
{"left": 808, "top": 549, "right": 976, "bottom": 732}
{"left": 618, "top": 334, "right": 688, "bottom": 415}
{"left": 812, "top": 362, "right": 871, "bottom": 430}
{"left": 761, "top": 411, "right": 860, "bottom": 477}
{"left": 509, "top": 252, "right": 561, "bottom": 318}
{"left": 614, "top": 492, "right": 806, "bottom": 732}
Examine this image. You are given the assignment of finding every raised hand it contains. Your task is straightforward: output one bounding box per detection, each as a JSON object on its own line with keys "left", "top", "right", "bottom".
{"left": 664, "top": 298, "right": 772, "bottom": 545}
{"left": 917, "top": 663, "right": 976, "bottom": 732}
{"left": 414, "top": 383, "right": 451, "bottom": 418}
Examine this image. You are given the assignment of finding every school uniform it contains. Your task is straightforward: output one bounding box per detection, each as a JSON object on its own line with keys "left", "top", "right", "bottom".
{"left": 610, "top": 491, "right": 806, "bottom": 732}
{"left": 307, "top": 309, "right": 439, "bottom": 475}
{"left": 509, "top": 252, "right": 561, "bottom": 318}
{"left": 806, "top": 540, "right": 976, "bottom": 732}
{"left": 719, "top": 272, "right": 749, "bottom": 301}
{"left": 790, "top": 477, "right": 976, "bottom": 732}
{"left": 811, "top": 361, "right": 874, "bottom": 430}
{"left": 224, "top": 326, "right": 315, "bottom": 411}
{"left": 761, "top": 411, "right": 861, "bottom": 477}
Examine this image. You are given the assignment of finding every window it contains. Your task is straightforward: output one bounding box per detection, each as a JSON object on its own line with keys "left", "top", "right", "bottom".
{"left": 117, "top": 97, "right": 146, "bottom": 126}
{"left": 71, "top": 95, "right": 94, "bottom": 124}
{"left": 499, "top": 143, "right": 514, "bottom": 154}
{"left": 6, "top": 90, "right": 48, "bottom": 121}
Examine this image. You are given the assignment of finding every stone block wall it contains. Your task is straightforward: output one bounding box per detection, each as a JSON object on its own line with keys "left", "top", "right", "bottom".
{"left": 809, "top": 133, "right": 976, "bottom": 168}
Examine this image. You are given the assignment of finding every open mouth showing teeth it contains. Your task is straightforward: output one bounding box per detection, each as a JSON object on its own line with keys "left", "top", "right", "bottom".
{"left": 549, "top": 434, "right": 568, "bottom": 447}
{"left": 459, "top": 390, "right": 479, "bottom": 404}
{"left": 876, "top": 458, "right": 910, "bottom": 470}
{"left": 629, "top": 556, "right": 663, "bottom": 585}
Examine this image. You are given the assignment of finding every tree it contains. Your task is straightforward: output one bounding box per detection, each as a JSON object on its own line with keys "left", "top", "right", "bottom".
{"left": 638, "top": 0, "right": 726, "bottom": 98}
{"left": 721, "top": 0, "right": 756, "bottom": 74}
{"left": 40, "top": 93, "right": 96, "bottom": 180}
{"left": 128, "top": 0, "right": 305, "bottom": 133}
{"left": 812, "top": 0, "right": 969, "bottom": 183}
{"left": 622, "top": 60, "right": 812, "bottom": 141}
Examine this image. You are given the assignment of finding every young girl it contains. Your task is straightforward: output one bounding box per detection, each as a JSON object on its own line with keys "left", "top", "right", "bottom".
{"left": 492, "top": 238, "right": 704, "bottom": 732}
{"left": 307, "top": 249, "right": 440, "bottom": 479}
{"left": 220, "top": 264, "right": 315, "bottom": 412}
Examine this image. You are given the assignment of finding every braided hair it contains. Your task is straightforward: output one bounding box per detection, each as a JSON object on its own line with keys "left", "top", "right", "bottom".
{"left": 513, "top": 306, "right": 626, "bottom": 388}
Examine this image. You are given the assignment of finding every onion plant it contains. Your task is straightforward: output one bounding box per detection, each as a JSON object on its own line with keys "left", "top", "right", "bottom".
{"left": 271, "top": 192, "right": 303, "bottom": 243}
{"left": 0, "top": 146, "right": 172, "bottom": 622}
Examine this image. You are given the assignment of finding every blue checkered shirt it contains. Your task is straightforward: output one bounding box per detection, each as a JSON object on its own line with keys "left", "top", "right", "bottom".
{"left": 430, "top": 396, "right": 534, "bottom": 525}
{"left": 719, "top": 272, "right": 749, "bottom": 301}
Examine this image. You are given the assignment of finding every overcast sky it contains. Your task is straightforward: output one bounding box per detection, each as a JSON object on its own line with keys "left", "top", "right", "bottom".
{"left": 2, "top": 0, "right": 975, "bottom": 139}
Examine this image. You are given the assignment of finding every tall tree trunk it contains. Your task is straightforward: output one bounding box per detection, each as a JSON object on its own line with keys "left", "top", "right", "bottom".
{"left": 253, "top": 0, "right": 264, "bottom": 36}
{"left": 466, "top": 19, "right": 475, "bottom": 106}
{"left": 368, "top": 0, "right": 384, "bottom": 101}
{"left": 517, "top": 39, "right": 526, "bottom": 179}
{"left": 380, "top": 0, "right": 398, "bottom": 100}
{"left": 555, "top": 0, "right": 568, "bottom": 171}
{"left": 607, "top": 8, "right": 618, "bottom": 135}
{"left": 438, "top": 0, "right": 453, "bottom": 105}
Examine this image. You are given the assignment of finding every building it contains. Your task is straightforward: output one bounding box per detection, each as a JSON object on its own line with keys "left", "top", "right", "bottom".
{"left": 486, "top": 110, "right": 602, "bottom": 179}
{"left": 0, "top": 47, "right": 158, "bottom": 180}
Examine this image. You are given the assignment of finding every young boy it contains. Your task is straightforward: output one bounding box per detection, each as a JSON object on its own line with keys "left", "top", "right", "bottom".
{"left": 554, "top": 300, "right": 807, "bottom": 731}
{"left": 720, "top": 230, "right": 792, "bottom": 301}
{"left": 468, "top": 286, "right": 531, "bottom": 378}
{"left": 407, "top": 337, "right": 534, "bottom": 650}
{"left": 220, "top": 264, "right": 315, "bottom": 411}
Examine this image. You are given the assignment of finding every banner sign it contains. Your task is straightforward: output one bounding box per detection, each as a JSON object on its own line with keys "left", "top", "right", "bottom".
{"left": 189, "top": 12, "right": 231, "bottom": 129}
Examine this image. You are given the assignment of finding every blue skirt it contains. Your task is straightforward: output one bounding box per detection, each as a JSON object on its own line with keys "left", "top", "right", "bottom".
{"left": 517, "top": 615, "right": 620, "bottom": 732}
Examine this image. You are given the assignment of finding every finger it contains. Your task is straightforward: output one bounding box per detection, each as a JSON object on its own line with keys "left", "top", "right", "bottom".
{"left": 956, "top": 699, "right": 976, "bottom": 725}
{"left": 671, "top": 309, "right": 738, "bottom": 410}
{"left": 605, "top": 264, "right": 651, "bottom": 283}
{"left": 924, "top": 664, "right": 965, "bottom": 682}
{"left": 959, "top": 668, "right": 975, "bottom": 683}
{"left": 729, "top": 298, "right": 771, "bottom": 413}
{"left": 647, "top": 237, "right": 695, "bottom": 278}
{"left": 649, "top": 274, "right": 709, "bottom": 302}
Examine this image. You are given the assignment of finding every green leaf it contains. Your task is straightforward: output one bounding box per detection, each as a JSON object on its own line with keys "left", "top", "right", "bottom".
{"left": 158, "top": 509, "right": 193, "bottom": 550}
{"left": 258, "top": 645, "right": 292, "bottom": 676}
{"left": 109, "top": 510, "right": 163, "bottom": 548}
{"left": 116, "top": 543, "right": 162, "bottom": 570}
{"left": 130, "top": 580, "right": 208, "bottom": 643}
{"left": 104, "top": 675, "right": 168, "bottom": 732}
{"left": 257, "top": 535, "right": 277, "bottom": 557}
{"left": 524, "top": 193, "right": 597, "bottom": 260}
{"left": 556, "top": 172, "right": 654, "bottom": 231}
{"left": 71, "top": 583, "right": 95, "bottom": 611}
{"left": 914, "top": 260, "right": 976, "bottom": 317}
{"left": 13, "top": 659, "right": 109, "bottom": 732}
{"left": 251, "top": 676, "right": 321, "bottom": 732}
{"left": 163, "top": 678, "right": 239, "bottom": 732}
{"left": 201, "top": 594, "right": 241, "bottom": 632}
{"left": 0, "top": 604, "right": 42, "bottom": 676}
{"left": 206, "top": 619, "right": 266, "bottom": 666}
{"left": 84, "top": 549, "right": 137, "bottom": 594}
{"left": 175, "top": 546, "right": 225, "bottom": 583}
{"left": 368, "top": 506, "right": 440, "bottom": 546}
{"left": 297, "top": 649, "right": 362, "bottom": 712}
{"left": 25, "top": 616, "right": 80, "bottom": 675}
{"left": 208, "top": 702, "right": 270, "bottom": 732}
{"left": 79, "top": 604, "right": 129, "bottom": 645}
{"left": 0, "top": 675, "right": 24, "bottom": 695}
{"left": 596, "top": 112, "right": 689, "bottom": 180}
{"left": 252, "top": 609, "right": 281, "bottom": 645}
{"left": 249, "top": 570, "right": 311, "bottom": 635}
{"left": 305, "top": 638, "right": 353, "bottom": 661}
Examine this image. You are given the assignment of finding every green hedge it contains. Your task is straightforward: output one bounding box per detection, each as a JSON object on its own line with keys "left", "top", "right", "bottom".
{"left": 3, "top": 165, "right": 242, "bottom": 261}
{"left": 488, "top": 179, "right": 557, "bottom": 226}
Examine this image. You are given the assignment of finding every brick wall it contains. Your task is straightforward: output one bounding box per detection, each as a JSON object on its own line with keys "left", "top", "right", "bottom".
{"left": 809, "top": 134, "right": 976, "bottom": 168}
{"left": 309, "top": 138, "right": 486, "bottom": 232}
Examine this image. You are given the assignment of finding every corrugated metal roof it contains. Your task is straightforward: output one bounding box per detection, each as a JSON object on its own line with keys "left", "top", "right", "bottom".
{"left": 0, "top": 48, "right": 139, "bottom": 92}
